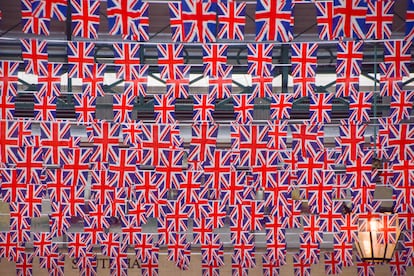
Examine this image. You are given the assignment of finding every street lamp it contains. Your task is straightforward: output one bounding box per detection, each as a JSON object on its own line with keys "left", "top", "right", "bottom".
{"left": 355, "top": 215, "right": 401, "bottom": 263}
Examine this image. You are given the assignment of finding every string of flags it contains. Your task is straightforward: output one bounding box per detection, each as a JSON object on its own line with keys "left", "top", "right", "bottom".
{"left": 9, "top": 0, "right": 414, "bottom": 42}
{"left": 0, "top": 0, "right": 414, "bottom": 275}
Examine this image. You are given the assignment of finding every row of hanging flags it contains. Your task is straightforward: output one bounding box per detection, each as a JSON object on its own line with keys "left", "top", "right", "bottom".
{"left": 4, "top": 0, "right": 414, "bottom": 42}
{"left": 0, "top": 40, "right": 412, "bottom": 123}
{"left": 0, "top": 0, "right": 414, "bottom": 276}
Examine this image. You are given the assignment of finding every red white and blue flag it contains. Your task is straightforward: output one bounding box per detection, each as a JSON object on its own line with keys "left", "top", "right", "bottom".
{"left": 255, "top": 0, "right": 293, "bottom": 42}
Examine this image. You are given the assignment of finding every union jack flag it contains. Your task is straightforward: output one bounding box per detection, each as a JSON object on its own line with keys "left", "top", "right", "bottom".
{"left": 309, "top": 93, "right": 334, "bottom": 123}
{"left": 61, "top": 183, "right": 86, "bottom": 217}
{"left": 157, "top": 44, "right": 184, "bottom": 78}
{"left": 71, "top": 0, "right": 100, "bottom": 38}
{"left": 208, "top": 65, "right": 233, "bottom": 99}
{"left": 134, "top": 233, "right": 154, "bottom": 261}
{"left": 15, "top": 251, "right": 34, "bottom": 276}
{"left": 293, "top": 73, "right": 316, "bottom": 98}
{"left": 141, "top": 250, "right": 159, "bottom": 276}
{"left": 109, "top": 244, "right": 130, "bottom": 275}
{"left": 267, "top": 120, "right": 288, "bottom": 150}
{"left": 46, "top": 168, "right": 71, "bottom": 204}
{"left": 156, "top": 150, "right": 185, "bottom": 195}
{"left": 203, "top": 149, "right": 232, "bottom": 200}
{"left": 49, "top": 202, "right": 72, "bottom": 237}
{"left": 290, "top": 122, "right": 324, "bottom": 158}
{"left": 164, "top": 66, "right": 190, "bottom": 98}
{"left": 153, "top": 94, "right": 176, "bottom": 124}
{"left": 31, "top": 0, "right": 67, "bottom": 21}
{"left": 121, "top": 207, "right": 144, "bottom": 237}
{"left": 192, "top": 94, "right": 215, "bottom": 122}
{"left": 90, "top": 168, "right": 115, "bottom": 205}
{"left": 0, "top": 94, "right": 14, "bottom": 120}
{"left": 379, "top": 71, "right": 403, "bottom": 97}
{"left": 365, "top": 0, "right": 395, "bottom": 39}
{"left": 37, "top": 63, "right": 62, "bottom": 97}
{"left": 251, "top": 75, "right": 273, "bottom": 98}
{"left": 9, "top": 203, "right": 32, "bottom": 242}
{"left": 355, "top": 254, "right": 375, "bottom": 276}
{"left": 73, "top": 93, "right": 96, "bottom": 122}
{"left": 333, "top": 232, "right": 354, "bottom": 267}
{"left": 318, "top": 201, "right": 344, "bottom": 233}
{"left": 231, "top": 232, "right": 256, "bottom": 268}
{"left": 141, "top": 123, "right": 181, "bottom": 166}
{"left": 217, "top": 0, "right": 245, "bottom": 40}
{"left": 123, "top": 65, "right": 149, "bottom": 97}
{"left": 122, "top": 121, "right": 142, "bottom": 146}
{"left": 247, "top": 43, "right": 274, "bottom": 77}
{"left": 33, "top": 95, "right": 56, "bottom": 121}
{"left": 349, "top": 91, "right": 373, "bottom": 122}
{"left": 21, "top": 39, "right": 48, "bottom": 75}
{"left": 168, "top": 1, "right": 186, "bottom": 42}
{"left": 391, "top": 160, "right": 414, "bottom": 211}
{"left": 61, "top": 147, "right": 91, "bottom": 180}
{"left": 188, "top": 122, "right": 218, "bottom": 169}
{"left": 67, "top": 232, "right": 92, "bottom": 258}
{"left": 74, "top": 252, "right": 97, "bottom": 276}
{"left": 345, "top": 150, "right": 374, "bottom": 190}
{"left": 9, "top": 147, "right": 44, "bottom": 184}
{"left": 113, "top": 43, "right": 141, "bottom": 80}
{"left": 291, "top": 42, "right": 318, "bottom": 97}
{"left": 220, "top": 170, "right": 246, "bottom": 206}
{"left": 83, "top": 202, "right": 111, "bottom": 241}
{"left": 181, "top": 0, "right": 217, "bottom": 42}
{"left": 22, "top": 184, "right": 45, "bottom": 217}
{"left": 108, "top": 147, "right": 137, "bottom": 187}
{"left": 389, "top": 89, "right": 414, "bottom": 123}
{"left": 262, "top": 254, "right": 283, "bottom": 276}
{"left": 38, "top": 244, "right": 65, "bottom": 274}
{"left": 89, "top": 120, "right": 121, "bottom": 164}
{"left": 67, "top": 41, "right": 95, "bottom": 78}
{"left": 293, "top": 252, "right": 311, "bottom": 276}
{"left": 167, "top": 233, "right": 191, "bottom": 270}
{"left": 192, "top": 216, "right": 213, "bottom": 244}
{"left": 406, "top": 0, "right": 414, "bottom": 42}
{"left": 82, "top": 63, "right": 106, "bottom": 97}
{"left": 337, "top": 40, "right": 364, "bottom": 76}
{"left": 264, "top": 215, "right": 287, "bottom": 264}
{"left": 233, "top": 124, "right": 269, "bottom": 167}
{"left": 32, "top": 232, "right": 53, "bottom": 257}
{"left": 299, "top": 233, "right": 320, "bottom": 265}
{"left": 0, "top": 231, "right": 18, "bottom": 261}
{"left": 336, "top": 120, "right": 367, "bottom": 163}
{"left": 387, "top": 123, "right": 414, "bottom": 162}
{"left": 113, "top": 92, "right": 136, "bottom": 123}
{"left": 40, "top": 121, "right": 73, "bottom": 165}
{"left": 107, "top": 0, "right": 149, "bottom": 40}
{"left": 232, "top": 94, "right": 255, "bottom": 124}
{"left": 0, "top": 169, "right": 26, "bottom": 203}
{"left": 382, "top": 39, "right": 412, "bottom": 78}
{"left": 291, "top": 43, "right": 318, "bottom": 80}
{"left": 202, "top": 44, "right": 228, "bottom": 77}
{"left": 21, "top": 0, "right": 50, "bottom": 35}
{"left": 201, "top": 233, "right": 224, "bottom": 267}
{"left": 324, "top": 251, "right": 343, "bottom": 275}
{"left": 255, "top": 0, "right": 293, "bottom": 42}
{"left": 315, "top": 0, "right": 334, "bottom": 40}
{"left": 341, "top": 212, "right": 359, "bottom": 243}
{"left": 333, "top": 0, "right": 367, "bottom": 39}
{"left": 0, "top": 61, "right": 19, "bottom": 96}
{"left": 270, "top": 93, "right": 293, "bottom": 120}
{"left": 98, "top": 232, "right": 121, "bottom": 257}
